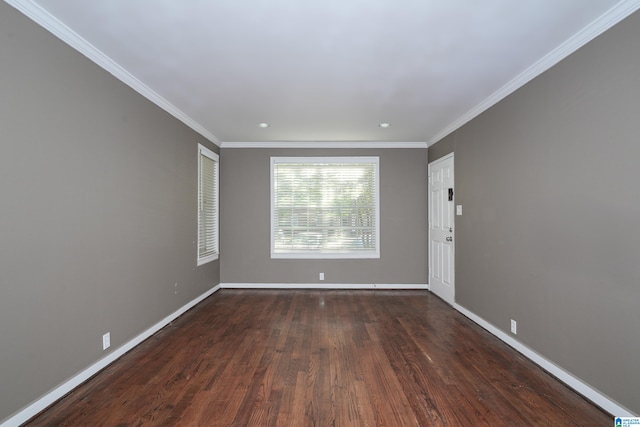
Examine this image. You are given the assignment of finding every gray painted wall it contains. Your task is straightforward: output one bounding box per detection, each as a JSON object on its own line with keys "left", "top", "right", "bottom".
{"left": 220, "top": 148, "right": 428, "bottom": 284}
{"left": 0, "top": 4, "right": 219, "bottom": 422}
{"left": 6, "top": 0, "right": 637, "bottom": 418}
{"left": 429, "top": 10, "right": 640, "bottom": 413}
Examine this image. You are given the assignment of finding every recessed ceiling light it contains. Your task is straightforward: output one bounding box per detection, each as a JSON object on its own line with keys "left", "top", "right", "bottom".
{"left": 379, "top": 123, "right": 391, "bottom": 128}
{"left": 258, "top": 122, "right": 270, "bottom": 128}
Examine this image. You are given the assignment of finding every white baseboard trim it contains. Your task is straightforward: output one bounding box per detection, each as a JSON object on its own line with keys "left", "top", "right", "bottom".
{"left": 13, "top": 285, "right": 623, "bottom": 424}
{"left": 1, "top": 285, "right": 222, "bottom": 427}
{"left": 453, "top": 302, "right": 635, "bottom": 417}
{"left": 220, "top": 283, "right": 429, "bottom": 290}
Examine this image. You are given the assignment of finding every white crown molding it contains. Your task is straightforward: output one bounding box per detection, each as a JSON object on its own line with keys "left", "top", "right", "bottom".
{"left": 453, "top": 302, "right": 636, "bottom": 417}
{"left": 0, "top": 285, "right": 222, "bottom": 427}
{"left": 8, "top": 0, "right": 639, "bottom": 150}
{"left": 221, "top": 141, "right": 428, "bottom": 149}
{"left": 428, "top": 0, "right": 640, "bottom": 146}
{"left": 5, "top": 0, "right": 222, "bottom": 147}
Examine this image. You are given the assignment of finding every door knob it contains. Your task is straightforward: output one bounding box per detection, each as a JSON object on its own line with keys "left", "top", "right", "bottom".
{"left": 446, "top": 237, "right": 453, "bottom": 242}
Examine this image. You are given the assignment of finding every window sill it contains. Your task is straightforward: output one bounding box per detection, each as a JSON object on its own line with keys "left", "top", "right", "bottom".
{"left": 197, "top": 253, "right": 219, "bottom": 266}
{"left": 271, "top": 252, "right": 380, "bottom": 260}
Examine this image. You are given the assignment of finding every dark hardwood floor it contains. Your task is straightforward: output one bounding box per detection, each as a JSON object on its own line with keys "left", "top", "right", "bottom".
{"left": 26, "top": 290, "right": 611, "bottom": 426}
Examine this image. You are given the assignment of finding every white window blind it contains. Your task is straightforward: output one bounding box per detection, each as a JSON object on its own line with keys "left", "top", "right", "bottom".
{"left": 271, "top": 157, "right": 380, "bottom": 259}
{"left": 198, "top": 144, "right": 219, "bottom": 265}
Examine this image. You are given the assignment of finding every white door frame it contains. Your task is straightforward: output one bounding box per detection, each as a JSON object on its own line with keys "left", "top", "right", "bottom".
{"left": 428, "top": 153, "right": 455, "bottom": 304}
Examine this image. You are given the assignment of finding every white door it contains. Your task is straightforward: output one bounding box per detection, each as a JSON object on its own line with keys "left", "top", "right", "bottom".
{"left": 428, "top": 153, "right": 455, "bottom": 304}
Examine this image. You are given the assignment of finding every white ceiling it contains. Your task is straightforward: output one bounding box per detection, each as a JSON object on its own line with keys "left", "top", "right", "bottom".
{"left": 8, "top": 0, "right": 640, "bottom": 146}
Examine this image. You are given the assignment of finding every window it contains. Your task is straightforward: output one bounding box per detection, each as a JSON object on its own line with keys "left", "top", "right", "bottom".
{"left": 271, "top": 157, "right": 380, "bottom": 259}
{"left": 197, "top": 144, "right": 219, "bottom": 265}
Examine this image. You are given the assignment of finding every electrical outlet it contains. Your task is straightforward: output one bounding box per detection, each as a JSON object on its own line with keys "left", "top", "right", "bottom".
{"left": 174, "top": 282, "right": 178, "bottom": 295}
{"left": 510, "top": 319, "right": 517, "bottom": 335}
{"left": 319, "top": 272, "right": 325, "bottom": 281}
{"left": 102, "top": 332, "right": 111, "bottom": 350}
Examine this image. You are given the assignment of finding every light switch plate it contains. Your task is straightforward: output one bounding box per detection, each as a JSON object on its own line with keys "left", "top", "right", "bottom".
{"left": 456, "top": 205, "right": 462, "bottom": 216}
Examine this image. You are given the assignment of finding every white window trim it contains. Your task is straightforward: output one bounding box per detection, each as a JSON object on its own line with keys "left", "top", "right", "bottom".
{"left": 197, "top": 144, "right": 219, "bottom": 265}
{"left": 270, "top": 156, "right": 380, "bottom": 259}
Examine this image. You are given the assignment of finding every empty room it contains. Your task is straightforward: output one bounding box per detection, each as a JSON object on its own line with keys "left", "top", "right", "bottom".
{"left": 1, "top": 0, "right": 639, "bottom": 425}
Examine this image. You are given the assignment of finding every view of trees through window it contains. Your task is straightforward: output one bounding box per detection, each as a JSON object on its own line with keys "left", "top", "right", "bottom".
{"left": 272, "top": 158, "right": 378, "bottom": 257}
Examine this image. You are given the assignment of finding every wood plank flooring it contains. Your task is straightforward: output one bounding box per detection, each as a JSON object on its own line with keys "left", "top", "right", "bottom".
{"left": 26, "top": 290, "right": 611, "bottom": 426}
